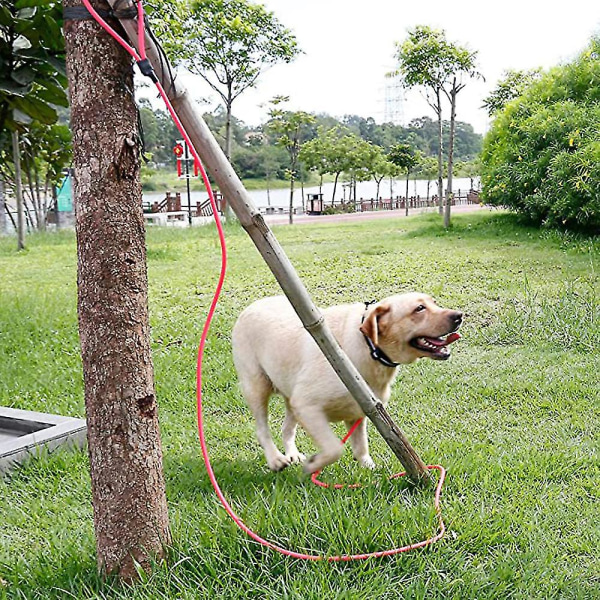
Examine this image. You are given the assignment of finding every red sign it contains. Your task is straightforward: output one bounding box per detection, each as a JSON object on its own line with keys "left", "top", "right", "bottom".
{"left": 173, "top": 143, "right": 184, "bottom": 158}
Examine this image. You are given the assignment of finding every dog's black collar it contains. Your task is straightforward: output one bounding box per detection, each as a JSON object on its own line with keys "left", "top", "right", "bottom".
{"left": 361, "top": 300, "right": 400, "bottom": 368}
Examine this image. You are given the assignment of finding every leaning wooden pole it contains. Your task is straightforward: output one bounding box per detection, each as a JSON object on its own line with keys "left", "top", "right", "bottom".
{"left": 110, "top": 2, "right": 430, "bottom": 484}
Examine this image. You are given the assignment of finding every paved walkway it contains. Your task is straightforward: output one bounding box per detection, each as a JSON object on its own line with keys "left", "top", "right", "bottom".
{"left": 263, "top": 203, "right": 487, "bottom": 226}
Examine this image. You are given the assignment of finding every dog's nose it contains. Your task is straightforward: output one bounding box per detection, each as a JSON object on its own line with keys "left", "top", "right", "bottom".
{"left": 451, "top": 311, "right": 463, "bottom": 327}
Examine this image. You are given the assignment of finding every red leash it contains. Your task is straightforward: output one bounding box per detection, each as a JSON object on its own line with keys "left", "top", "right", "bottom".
{"left": 80, "top": 0, "right": 447, "bottom": 560}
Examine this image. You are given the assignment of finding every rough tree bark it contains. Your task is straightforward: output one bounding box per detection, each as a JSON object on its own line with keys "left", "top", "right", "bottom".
{"left": 63, "top": 0, "right": 171, "bottom": 580}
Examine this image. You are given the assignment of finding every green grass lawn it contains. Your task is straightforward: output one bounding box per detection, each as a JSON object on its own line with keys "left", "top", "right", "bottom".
{"left": 0, "top": 211, "right": 598, "bottom": 599}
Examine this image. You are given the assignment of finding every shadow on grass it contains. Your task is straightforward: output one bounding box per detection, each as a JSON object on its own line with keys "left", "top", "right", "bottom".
{"left": 163, "top": 452, "right": 421, "bottom": 510}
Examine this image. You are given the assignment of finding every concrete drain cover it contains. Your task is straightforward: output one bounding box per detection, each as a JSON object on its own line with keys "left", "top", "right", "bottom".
{"left": 0, "top": 407, "right": 86, "bottom": 474}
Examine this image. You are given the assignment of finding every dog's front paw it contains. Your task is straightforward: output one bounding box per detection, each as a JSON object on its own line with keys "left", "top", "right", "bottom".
{"left": 357, "top": 455, "right": 376, "bottom": 469}
{"left": 267, "top": 452, "right": 292, "bottom": 472}
{"left": 285, "top": 450, "right": 306, "bottom": 465}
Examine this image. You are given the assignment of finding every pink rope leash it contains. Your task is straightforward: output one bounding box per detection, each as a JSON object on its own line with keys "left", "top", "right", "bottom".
{"left": 80, "top": 0, "right": 447, "bottom": 560}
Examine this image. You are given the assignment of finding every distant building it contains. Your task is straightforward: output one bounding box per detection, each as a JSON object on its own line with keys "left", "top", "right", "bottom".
{"left": 382, "top": 75, "right": 406, "bottom": 126}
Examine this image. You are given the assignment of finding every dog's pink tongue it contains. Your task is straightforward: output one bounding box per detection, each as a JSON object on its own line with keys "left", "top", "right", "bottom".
{"left": 425, "top": 332, "right": 461, "bottom": 347}
{"left": 445, "top": 332, "right": 461, "bottom": 345}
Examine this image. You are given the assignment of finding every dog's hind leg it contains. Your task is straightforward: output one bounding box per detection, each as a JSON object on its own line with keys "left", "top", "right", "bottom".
{"left": 240, "top": 374, "right": 292, "bottom": 472}
{"left": 281, "top": 402, "right": 305, "bottom": 465}
{"left": 293, "top": 405, "right": 344, "bottom": 474}
{"left": 345, "top": 419, "right": 375, "bottom": 469}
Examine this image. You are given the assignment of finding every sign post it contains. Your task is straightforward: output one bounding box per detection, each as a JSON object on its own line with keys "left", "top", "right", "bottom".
{"left": 173, "top": 140, "right": 196, "bottom": 225}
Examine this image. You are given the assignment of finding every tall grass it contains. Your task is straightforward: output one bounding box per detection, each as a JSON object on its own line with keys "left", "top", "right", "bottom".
{"left": 0, "top": 211, "right": 598, "bottom": 599}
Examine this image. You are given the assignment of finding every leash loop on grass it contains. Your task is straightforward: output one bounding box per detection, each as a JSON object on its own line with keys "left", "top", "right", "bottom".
{"left": 82, "top": 0, "right": 448, "bottom": 560}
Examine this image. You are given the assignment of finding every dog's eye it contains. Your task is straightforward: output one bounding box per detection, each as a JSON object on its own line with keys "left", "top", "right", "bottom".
{"left": 414, "top": 305, "right": 426, "bottom": 313}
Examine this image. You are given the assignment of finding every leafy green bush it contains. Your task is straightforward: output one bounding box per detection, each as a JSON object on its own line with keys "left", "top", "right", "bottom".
{"left": 481, "top": 39, "right": 600, "bottom": 231}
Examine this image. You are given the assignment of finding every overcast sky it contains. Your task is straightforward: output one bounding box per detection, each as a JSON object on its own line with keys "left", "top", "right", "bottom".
{"left": 171, "top": 0, "right": 599, "bottom": 134}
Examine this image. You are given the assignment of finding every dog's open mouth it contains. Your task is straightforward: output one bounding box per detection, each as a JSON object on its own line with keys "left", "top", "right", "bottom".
{"left": 410, "top": 332, "right": 461, "bottom": 360}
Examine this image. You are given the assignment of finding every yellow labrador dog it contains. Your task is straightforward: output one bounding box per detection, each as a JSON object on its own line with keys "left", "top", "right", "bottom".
{"left": 232, "top": 293, "right": 462, "bottom": 474}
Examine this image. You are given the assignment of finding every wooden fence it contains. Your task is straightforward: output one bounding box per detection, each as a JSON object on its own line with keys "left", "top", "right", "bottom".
{"left": 142, "top": 191, "right": 225, "bottom": 219}
{"left": 357, "top": 189, "right": 480, "bottom": 212}
{"left": 143, "top": 189, "right": 481, "bottom": 219}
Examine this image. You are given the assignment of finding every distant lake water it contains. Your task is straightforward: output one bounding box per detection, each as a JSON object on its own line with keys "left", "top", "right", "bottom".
{"left": 143, "top": 177, "right": 479, "bottom": 209}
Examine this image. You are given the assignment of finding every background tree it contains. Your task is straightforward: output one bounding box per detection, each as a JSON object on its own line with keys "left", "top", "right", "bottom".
{"left": 391, "top": 26, "right": 482, "bottom": 226}
{"left": 482, "top": 69, "right": 541, "bottom": 116}
{"left": 299, "top": 130, "right": 328, "bottom": 197}
{"left": 389, "top": 143, "right": 419, "bottom": 216}
{"left": 138, "top": 98, "right": 180, "bottom": 165}
{"left": 0, "top": 121, "right": 71, "bottom": 232}
{"left": 63, "top": 0, "right": 171, "bottom": 579}
{"left": 267, "top": 96, "right": 315, "bottom": 224}
{"left": 20, "top": 122, "right": 71, "bottom": 230}
{"left": 137, "top": 98, "right": 482, "bottom": 190}
{"left": 156, "top": 0, "right": 300, "bottom": 161}
{"left": 366, "top": 146, "right": 393, "bottom": 200}
{"left": 344, "top": 137, "right": 380, "bottom": 205}
{"left": 455, "top": 157, "right": 481, "bottom": 191}
{"left": 439, "top": 41, "right": 481, "bottom": 227}
{"left": 391, "top": 26, "right": 449, "bottom": 216}
{"left": 450, "top": 120, "right": 482, "bottom": 160}
{"left": 299, "top": 125, "right": 355, "bottom": 205}
{"left": 414, "top": 154, "right": 438, "bottom": 200}
{"left": 481, "top": 37, "right": 600, "bottom": 231}
{"left": 0, "top": 0, "right": 68, "bottom": 246}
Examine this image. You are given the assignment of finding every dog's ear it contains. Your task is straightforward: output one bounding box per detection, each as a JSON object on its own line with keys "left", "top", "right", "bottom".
{"left": 359, "top": 305, "right": 390, "bottom": 346}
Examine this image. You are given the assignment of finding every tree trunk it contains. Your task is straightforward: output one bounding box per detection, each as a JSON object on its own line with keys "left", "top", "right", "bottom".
{"left": 223, "top": 94, "right": 235, "bottom": 222}
{"left": 405, "top": 171, "right": 409, "bottom": 217}
{"left": 225, "top": 101, "right": 232, "bottom": 161}
{"left": 436, "top": 88, "right": 444, "bottom": 216}
{"left": 288, "top": 173, "right": 295, "bottom": 225}
{"left": 266, "top": 176, "right": 271, "bottom": 206}
{"left": 445, "top": 83, "right": 457, "bottom": 229}
{"left": 0, "top": 178, "right": 6, "bottom": 235}
{"left": 11, "top": 128, "right": 25, "bottom": 250}
{"left": 63, "top": 0, "right": 171, "bottom": 580}
{"left": 332, "top": 172, "right": 340, "bottom": 205}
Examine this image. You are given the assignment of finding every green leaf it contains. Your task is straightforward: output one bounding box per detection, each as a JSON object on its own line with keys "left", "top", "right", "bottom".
{"left": 16, "top": 7, "right": 36, "bottom": 19}
{"left": 47, "top": 56, "right": 66, "bottom": 77}
{"left": 0, "top": 79, "right": 32, "bottom": 97}
{"left": 13, "top": 34, "right": 32, "bottom": 51}
{"left": 0, "top": 7, "right": 13, "bottom": 27}
{"left": 35, "top": 82, "right": 68, "bottom": 107}
{"left": 13, "top": 108, "right": 33, "bottom": 125}
{"left": 17, "top": 94, "right": 58, "bottom": 124}
{"left": 11, "top": 66, "right": 36, "bottom": 86}
{"left": 15, "top": 0, "right": 44, "bottom": 7}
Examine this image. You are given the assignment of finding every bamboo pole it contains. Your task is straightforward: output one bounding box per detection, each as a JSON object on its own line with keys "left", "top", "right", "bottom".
{"left": 109, "top": 2, "right": 431, "bottom": 484}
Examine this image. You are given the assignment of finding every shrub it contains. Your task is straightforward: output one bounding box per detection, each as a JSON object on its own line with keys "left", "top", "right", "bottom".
{"left": 481, "top": 39, "right": 600, "bottom": 231}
